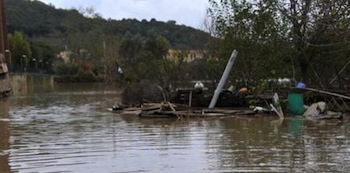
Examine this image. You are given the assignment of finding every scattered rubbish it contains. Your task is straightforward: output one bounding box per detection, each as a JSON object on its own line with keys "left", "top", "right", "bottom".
{"left": 296, "top": 81, "right": 306, "bottom": 88}
{"left": 303, "top": 101, "right": 343, "bottom": 120}
{"left": 194, "top": 81, "right": 204, "bottom": 90}
{"left": 249, "top": 106, "right": 271, "bottom": 113}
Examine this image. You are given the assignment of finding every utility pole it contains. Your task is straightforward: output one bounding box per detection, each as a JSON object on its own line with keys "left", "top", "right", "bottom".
{"left": 208, "top": 50, "right": 238, "bottom": 109}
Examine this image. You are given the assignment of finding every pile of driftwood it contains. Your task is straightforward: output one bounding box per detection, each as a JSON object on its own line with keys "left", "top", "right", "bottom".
{"left": 109, "top": 87, "right": 350, "bottom": 120}
{"left": 111, "top": 49, "right": 350, "bottom": 121}
{"left": 110, "top": 102, "right": 258, "bottom": 119}
{"left": 111, "top": 50, "right": 269, "bottom": 119}
{"left": 125, "top": 102, "right": 256, "bottom": 119}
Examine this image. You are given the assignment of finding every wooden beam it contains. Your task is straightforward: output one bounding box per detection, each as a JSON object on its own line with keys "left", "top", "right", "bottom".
{"left": 299, "top": 87, "right": 350, "bottom": 101}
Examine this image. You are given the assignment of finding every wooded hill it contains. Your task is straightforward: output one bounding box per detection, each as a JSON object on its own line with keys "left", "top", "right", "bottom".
{"left": 5, "top": 0, "right": 211, "bottom": 49}
{"left": 4, "top": 0, "right": 214, "bottom": 80}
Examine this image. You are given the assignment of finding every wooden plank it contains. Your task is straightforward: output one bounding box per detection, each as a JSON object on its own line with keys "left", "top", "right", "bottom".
{"left": 202, "top": 108, "right": 255, "bottom": 115}
{"left": 167, "top": 102, "right": 180, "bottom": 119}
{"left": 270, "top": 104, "right": 284, "bottom": 120}
{"left": 202, "top": 109, "right": 241, "bottom": 114}
{"left": 298, "top": 87, "right": 350, "bottom": 100}
{"left": 273, "top": 93, "right": 284, "bottom": 120}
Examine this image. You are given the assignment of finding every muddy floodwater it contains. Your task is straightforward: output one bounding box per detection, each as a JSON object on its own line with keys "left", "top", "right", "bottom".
{"left": 1, "top": 75, "right": 350, "bottom": 172}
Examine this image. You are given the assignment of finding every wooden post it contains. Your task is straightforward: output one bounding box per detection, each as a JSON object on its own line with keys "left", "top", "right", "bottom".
{"left": 0, "top": 0, "right": 11, "bottom": 98}
{"left": 209, "top": 50, "right": 238, "bottom": 108}
{"left": 188, "top": 90, "right": 192, "bottom": 108}
{"left": 0, "top": 0, "right": 8, "bottom": 63}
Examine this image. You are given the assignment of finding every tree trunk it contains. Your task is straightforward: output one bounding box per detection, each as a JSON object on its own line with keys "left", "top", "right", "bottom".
{"left": 299, "top": 58, "right": 309, "bottom": 84}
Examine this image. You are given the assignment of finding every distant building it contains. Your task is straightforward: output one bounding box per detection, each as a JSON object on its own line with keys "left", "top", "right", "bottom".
{"left": 57, "top": 49, "right": 90, "bottom": 64}
{"left": 57, "top": 51, "right": 72, "bottom": 64}
{"left": 167, "top": 49, "right": 208, "bottom": 63}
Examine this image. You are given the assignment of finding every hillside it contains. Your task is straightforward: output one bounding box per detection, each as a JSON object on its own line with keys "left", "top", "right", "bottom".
{"left": 4, "top": 0, "right": 212, "bottom": 50}
{"left": 3, "top": 0, "right": 215, "bottom": 82}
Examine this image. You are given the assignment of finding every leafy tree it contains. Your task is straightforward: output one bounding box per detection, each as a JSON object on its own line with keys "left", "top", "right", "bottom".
{"left": 8, "top": 31, "right": 31, "bottom": 71}
{"left": 135, "top": 32, "right": 171, "bottom": 88}
{"left": 119, "top": 32, "right": 143, "bottom": 63}
{"left": 208, "top": 0, "right": 350, "bottom": 88}
{"left": 101, "top": 36, "right": 122, "bottom": 83}
{"left": 53, "top": 61, "right": 78, "bottom": 76}
{"left": 208, "top": 0, "right": 289, "bottom": 85}
{"left": 277, "top": 0, "right": 350, "bottom": 86}
{"left": 30, "top": 40, "right": 56, "bottom": 73}
{"left": 77, "top": 6, "right": 102, "bottom": 19}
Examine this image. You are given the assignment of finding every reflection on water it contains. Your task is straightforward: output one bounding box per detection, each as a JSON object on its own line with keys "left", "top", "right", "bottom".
{"left": 0, "top": 99, "right": 10, "bottom": 173}
{"left": 11, "top": 74, "right": 54, "bottom": 97}
{"left": 3, "top": 75, "right": 350, "bottom": 172}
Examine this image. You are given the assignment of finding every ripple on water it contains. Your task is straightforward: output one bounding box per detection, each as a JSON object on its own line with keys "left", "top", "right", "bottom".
{"left": 7, "top": 89, "right": 350, "bottom": 172}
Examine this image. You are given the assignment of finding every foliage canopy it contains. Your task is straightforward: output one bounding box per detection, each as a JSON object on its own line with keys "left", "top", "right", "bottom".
{"left": 208, "top": 0, "right": 350, "bottom": 89}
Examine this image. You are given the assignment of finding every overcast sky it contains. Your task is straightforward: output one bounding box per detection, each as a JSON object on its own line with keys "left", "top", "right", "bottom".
{"left": 38, "top": 0, "right": 209, "bottom": 29}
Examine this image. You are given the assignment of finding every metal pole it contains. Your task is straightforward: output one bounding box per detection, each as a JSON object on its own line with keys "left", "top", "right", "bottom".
{"left": 208, "top": 50, "right": 238, "bottom": 109}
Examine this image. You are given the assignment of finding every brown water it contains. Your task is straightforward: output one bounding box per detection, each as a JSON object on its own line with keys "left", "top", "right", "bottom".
{"left": 1, "top": 76, "right": 350, "bottom": 172}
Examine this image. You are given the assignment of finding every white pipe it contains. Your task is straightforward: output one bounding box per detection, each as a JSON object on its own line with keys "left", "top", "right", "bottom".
{"left": 208, "top": 50, "right": 238, "bottom": 108}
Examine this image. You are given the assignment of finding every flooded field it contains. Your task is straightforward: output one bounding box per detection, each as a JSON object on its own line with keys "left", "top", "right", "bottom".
{"left": 1, "top": 75, "right": 350, "bottom": 172}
